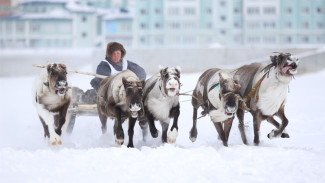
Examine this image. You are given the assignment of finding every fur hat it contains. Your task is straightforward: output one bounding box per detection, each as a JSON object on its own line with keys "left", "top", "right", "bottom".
{"left": 105, "top": 42, "right": 126, "bottom": 61}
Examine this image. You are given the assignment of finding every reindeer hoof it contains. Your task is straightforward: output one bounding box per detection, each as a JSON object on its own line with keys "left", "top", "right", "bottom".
{"left": 267, "top": 129, "right": 276, "bottom": 139}
{"left": 167, "top": 129, "right": 178, "bottom": 144}
{"left": 189, "top": 128, "right": 197, "bottom": 142}
{"left": 115, "top": 140, "right": 124, "bottom": 146}
{"left": 281, "top": 133, "right": 290, "bottom": 138}
{"left": 150, "top": 129, "right": 159, "bottom": 138}
{"left": 127, "top": 144, "right": 134, "bottom": 148}
{"left": 115, "top": 134, "right": 124, "bottom": 146}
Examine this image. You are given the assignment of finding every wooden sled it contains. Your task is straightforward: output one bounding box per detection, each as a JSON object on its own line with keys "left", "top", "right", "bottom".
{"left": 62, "top": 87, "right": 98, "bottom": 134}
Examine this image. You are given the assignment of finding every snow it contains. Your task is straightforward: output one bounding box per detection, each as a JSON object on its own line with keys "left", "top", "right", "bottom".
{"left": 1, "top": 65, "right": 325, "bottom": 183}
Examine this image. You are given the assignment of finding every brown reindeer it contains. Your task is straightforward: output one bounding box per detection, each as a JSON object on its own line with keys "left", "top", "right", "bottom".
{"left": 190, "top": 68, "right": 247, "bottom": 146}
{"left": 33, "top": 63, "right": 71, "bottom": 145}
{"left": 97, "top": 70, "right": 145, "bottom": 148}
{"left": 234, "top": 53, "right": 299, "bottom": 145}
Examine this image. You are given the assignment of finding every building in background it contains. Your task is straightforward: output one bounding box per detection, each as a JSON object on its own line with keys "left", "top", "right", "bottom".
{"left": 0, "top": 0, "right": 324, "bottom": 49}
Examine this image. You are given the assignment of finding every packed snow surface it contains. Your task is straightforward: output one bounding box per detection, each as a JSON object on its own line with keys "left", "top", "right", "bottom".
{"left": 1, "top": 66, "right": 325, "bottom": 183}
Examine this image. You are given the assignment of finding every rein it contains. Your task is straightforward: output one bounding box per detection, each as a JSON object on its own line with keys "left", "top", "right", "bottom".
{"left": 241, "top": 72, "right": 267, "bottom": 108}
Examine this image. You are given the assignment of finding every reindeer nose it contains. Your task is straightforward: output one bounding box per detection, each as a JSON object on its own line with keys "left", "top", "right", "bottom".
{"left": 58, "top": 80, "right": 67, "bottom": 87}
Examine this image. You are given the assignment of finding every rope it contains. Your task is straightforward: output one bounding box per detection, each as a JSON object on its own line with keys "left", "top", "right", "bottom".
{"left": 32, "top": 64, "right": 107, "bottom": 79}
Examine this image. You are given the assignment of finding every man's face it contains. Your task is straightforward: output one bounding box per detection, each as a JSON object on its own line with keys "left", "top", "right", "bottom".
{"left": 111, "top": 50, "right": 122, "bottom": 63}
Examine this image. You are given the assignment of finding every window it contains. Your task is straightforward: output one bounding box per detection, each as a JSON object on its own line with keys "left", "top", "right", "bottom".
{"left": 168, "top": 7, "right": 179, "bottom": 15}
{"left": 30, "top": 23, "right": 40, "bottom": 32}
{"left": 234, "top": 22, "right": 241, "bottom": 28}
{"left": 285, "top": 7, "right": 292, "bottom": 14}
{"left": 317, "top": 7, "right": 323, "bottom": 14}
{"left": 302, "top": 36, "right": 309, "bottom": 43}
{"left": 263, "top": 7, "right": 276, "bottom": 15}
{"left": 16, "top": 23, "right": 24, "bottom": 32}
{"left": 168, "top": 22, "right": 180, "bottom": 29}
{"left": 220, "top": 1, "right": 226, "bottom": 6}
{"left": 140, "top": 37, "right": 146, "bottom": 43}
{"left": 140, "top": 9, "right": 147, "bottom": 15}
{"left": 220, "top": 15, "right": 226, "bottom": 21}
{"left": 155, "top": 8, "right": 161, "bottom": 15}
{"left": 317, "top": 22, "right": 324, "bottom": 28}
{"left": 121, "top": 23, "right": 131, "bottom": 31}
{"left": 263, "top": 36, "right": 276, "bottom": 43}
{"left": 82, "top": 16, "right": 87, "bottom": 22}
{"left": 205, "top": 8, "right": 212, "bottom": 15}
{"left": 248, "top": 36, "right": 260, "bottom": 43}
{"left": 82, "top": 32, "right": 87, "bottom": 38}
{"left": 302, "top": 22, "right": 309, "bottom": 29}
{"left": 247, "top": 7, "right": 259, "bottom": 15}
{"left": 140, "top": 23, "right": 147, "bottom": 29}
{"left": 220, "top": 29, "right": 226, "bottom": 35}
{"left": 184, "top": 7, "right": 195, "bottom": 15}
{"left": 206, "top": 22, "right": 212, "bottom": 29}
{"left": 247, "top": 22, "right": 259, "bottom": 29}
{"left": 285, "top": 22, "right": 292, "bottom": 28}
{"left": 183, "top": 22, "right": 196, "bottom": 29}
{"left": 155, "top": 22, "right": 161, "bottom": 29}
{"left": 285, "top": 36, "right": 292, "bottom": 43}
{"left": 302, "top": 7, "right": 309, "bottom": 14}
{"left": 234, "top": 7, "right": 241, "bottom": 14}
{"left": 263, "top": 21, "right": 276, "bottom": 29}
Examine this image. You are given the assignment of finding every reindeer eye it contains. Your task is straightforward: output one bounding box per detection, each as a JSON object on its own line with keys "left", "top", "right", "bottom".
{"left": 129, "top": 104, "right": 132, "bottom": 108}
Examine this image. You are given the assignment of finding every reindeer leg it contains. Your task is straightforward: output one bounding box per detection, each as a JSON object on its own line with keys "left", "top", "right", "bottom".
{"left": 168, "top": 104, "right": 180, "bottom": 144}
{"left": 55, "top": 102, "right": 69, "bottom": 138}
{"left": 98, "top": 109, "right": 108, "bottom": 134}
{"left": 147, "top": 113, "right": 158, "bottom": 138}
{"left": 213, "top": 122, "right": 227, "bottom": 147}
{"left": 139, "top": 119, "right": 148, "bottom": 142}
{"left": 268, "top": 105, "right": 289, "bottom": 139}
{"left": 252, "top": 111, "right": 264, "bottom": 145}
{"left": 39, "top": 116, "right": 50, "bottom": 139}
{"left": 161, "top": 121, "right": 169, "bottom": 143}
{"left": 267, "top": 116, "right": 289, "bottom": 138}
{"left": 237, "top": 109, "right": 248, "bottom": 145}
{"left": 127, "top": 117, "right": 137, "bottom": 148}
{"left": 223, "top": 117, "right": 234, "bottom": 144}
{"left": 189, "top": 107, "right": 198, "bottom": 142}
{"left": 114, "top": 108, "right": 124, "bottom": 145}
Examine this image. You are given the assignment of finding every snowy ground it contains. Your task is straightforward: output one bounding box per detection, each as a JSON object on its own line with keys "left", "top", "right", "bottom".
{"left": 1, "top": 65, "right": 325, "bottom": 183}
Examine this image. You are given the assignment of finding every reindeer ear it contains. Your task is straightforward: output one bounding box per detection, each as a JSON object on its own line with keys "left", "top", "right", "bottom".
{"left": 158, "top": 65, "right": 165, "bottom": 72}
{"left": 46, "top": 64, "right": 52, "bottom": 73}
{"left": 160, "top": 67, "right": 168, "bottom": 77}
{"left": 139, "top": 79, "right": 145, "bottom": 88}
{"left": 122, "top": 77, "right": 128, "bottom": 87}
{"left": 233, "top": 76, "right": 241, "bottom": 89}
{"left": 219, "top": 73, "right": 224, "bottom": 82}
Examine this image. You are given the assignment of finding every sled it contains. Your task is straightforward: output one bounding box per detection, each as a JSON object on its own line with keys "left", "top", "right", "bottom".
{"left": 62, "top": 87, "right": 98, "bottom": 134}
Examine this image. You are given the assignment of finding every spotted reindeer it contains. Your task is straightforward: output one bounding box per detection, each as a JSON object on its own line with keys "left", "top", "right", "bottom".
{"left": 140, "top": 66, "right": 181, "bottom": 143}
{"left": 234, "top": 52, "right": 299, "bottom": 145}
{"left": 97, "top": 70, "right": 145, "bottom": 148}
{"left": 189, "top": 68, "right": 247, "bottom": 146}
{"left": 33, "top": 63, "right": 71, "bottom": 145}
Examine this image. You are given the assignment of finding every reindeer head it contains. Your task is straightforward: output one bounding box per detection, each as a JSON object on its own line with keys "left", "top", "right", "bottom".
{"left": 218, "top": 73, "right": 242, "bottom": 116}
{"left": 269, "top": 53, "right": 299, "bottom": 76}
{"left": 122, "top": 77, "right": 145, "bottom": 118}
{"left": 46, "top": 63, "right": 68, "bottom": 97}
{"left": 159, "top": 66, "right": 181, "bottom": 97}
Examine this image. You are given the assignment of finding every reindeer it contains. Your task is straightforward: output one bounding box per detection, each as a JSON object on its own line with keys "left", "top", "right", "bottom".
{"left": 234, "top": 52, "right": 299, "bottom": 145}
{"left": 189, "top": 68, "right": 247, "bottom": 146}
{"left": 140, "top": 66, "right": 181, "bottom": 143}
{"left": 97, "top": 70, "right": 145, "bottom": 148}
{"left": 33, "top": 63, "right": 71, "bottom": 145}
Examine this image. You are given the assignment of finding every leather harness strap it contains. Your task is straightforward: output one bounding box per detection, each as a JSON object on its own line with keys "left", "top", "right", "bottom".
{"left": 244, "top": 72, "right": 267, "bottom": 106}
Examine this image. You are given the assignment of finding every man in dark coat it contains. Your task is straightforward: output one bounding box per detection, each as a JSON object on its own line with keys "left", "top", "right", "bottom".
{"left": 90, "top": 42, "right": 146, "bottom": 91}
